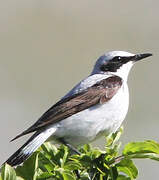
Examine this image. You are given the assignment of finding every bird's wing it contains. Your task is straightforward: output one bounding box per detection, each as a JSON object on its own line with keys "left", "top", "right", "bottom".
{"left": 11, "top": 75, "right": 122, "bottom": 141}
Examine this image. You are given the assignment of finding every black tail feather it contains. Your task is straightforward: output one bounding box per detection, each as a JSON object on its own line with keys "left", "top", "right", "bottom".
{"left": 5, "top": 132, "right": 40, "bottom": 166}
{"left": 3, "top": 126, "right": 56, "bottom": 167}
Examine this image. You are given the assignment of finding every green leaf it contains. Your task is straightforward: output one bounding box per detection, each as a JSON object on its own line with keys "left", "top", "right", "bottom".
{"left": 117, "top": 158, "right": 138, "bottom": 179}
{"left": 90, "top": 148, "right": 103, "bottom": 159}
{"left": 109, "top": 166, "right": 118, "bottom": 180}
{"left": 2, "top": 131, "right": 159, "bottom": 180}
{"left": 15, "top": 152, "right": 39, "bottom": 180}
{"left": 64, "top": 161, "right": 81, "bottom": 170}
{"left": 1, "top": 163, "right": 16, "bottom": 180}
{"left": 16, "top": 177, "right": 25, "bottom": 180}
{"left": 106, "top": 126, "right": 123, "bottom": 147}
{"left": 40, "top": 142, "right": 57, "bottom": 159}
{"left": 128, "top": 152, "right": 159, "bottom": 161}
{"left": 61, "top": 146, "right": 69, "bottom": 167}
{"left": 78, "top": 154, "right": 93, "bottom": 167}
{"left": 62, "top": 171, "right": 76, "bottom": 180}
{"left": 36, "top": 172, "right": 54, "bottom": 180}
{"left": 123, "top": 140, "right": 159, "bottom": 161}
{"left": 123, "top": 140, "right": 159, "bottom": 155}
{"left": 81, "top": 144, "right": 92, "bottom": 153}
{"left": 38, "top": 152, "right": 55, "bottom": 172}
{"left": 112, "top": 126, "right": 123, "bottom": 146}
{"left": 117, "top": 174, "right": 131, "bottom": 180}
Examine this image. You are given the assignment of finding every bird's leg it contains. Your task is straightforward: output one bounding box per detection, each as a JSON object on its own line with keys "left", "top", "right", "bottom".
{"left": 64, "top": 143, "right": 81, "bottom": 155}
{"left": 58, "top": 138, "right": 81, "bottom": 155}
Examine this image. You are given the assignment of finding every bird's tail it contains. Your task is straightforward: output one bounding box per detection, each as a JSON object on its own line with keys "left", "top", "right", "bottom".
{"left": 5, "top": 126, "right": 56, "bottom": 167}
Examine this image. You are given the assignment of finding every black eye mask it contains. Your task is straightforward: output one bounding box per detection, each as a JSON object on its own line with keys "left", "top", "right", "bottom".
{"left": 100, "top": 56, "right": 134, "bottom": 72}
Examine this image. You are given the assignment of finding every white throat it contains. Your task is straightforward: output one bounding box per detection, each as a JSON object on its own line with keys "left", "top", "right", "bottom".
{"left": 112, "top": 61, "right": 134, "bottom": 81}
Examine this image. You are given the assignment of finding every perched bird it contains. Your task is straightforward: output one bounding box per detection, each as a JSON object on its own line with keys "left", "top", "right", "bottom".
{"left": 4, "top": 51, "right": 152, "bottom": 167}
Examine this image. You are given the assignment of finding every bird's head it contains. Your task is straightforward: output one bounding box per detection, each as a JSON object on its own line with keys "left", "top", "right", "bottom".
{"left": 91, "top": 51, "right": 152, "bottom": 81}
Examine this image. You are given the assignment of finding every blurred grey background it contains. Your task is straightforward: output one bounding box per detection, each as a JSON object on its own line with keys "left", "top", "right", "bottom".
{"left": 0, "top": 0, "right": 158, "bottom": 179}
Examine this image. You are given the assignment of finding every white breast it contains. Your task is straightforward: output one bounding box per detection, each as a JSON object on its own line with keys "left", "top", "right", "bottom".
{"left": 53, "top": 81, "right": 129, "bottom": 146}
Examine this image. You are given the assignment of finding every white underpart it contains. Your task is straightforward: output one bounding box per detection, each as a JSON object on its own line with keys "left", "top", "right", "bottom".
{"left": 113, "top": 61, "right": 134, "bottom": 81}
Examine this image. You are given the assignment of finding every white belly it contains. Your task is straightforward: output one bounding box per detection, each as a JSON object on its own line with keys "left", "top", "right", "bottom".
{"left": 52, "top": 83, "right": 129, "bottom": 146}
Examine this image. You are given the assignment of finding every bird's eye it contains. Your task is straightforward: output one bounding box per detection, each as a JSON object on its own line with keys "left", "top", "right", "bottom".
{"left": 112, "top": 56, "right": 122, "bottom": 62}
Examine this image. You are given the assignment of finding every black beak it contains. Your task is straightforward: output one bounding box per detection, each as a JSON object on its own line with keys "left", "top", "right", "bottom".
{"left": 134, "top": 53, "right": 153, "bottom": 62}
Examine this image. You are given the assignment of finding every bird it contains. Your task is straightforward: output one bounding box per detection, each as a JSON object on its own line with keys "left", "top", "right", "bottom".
{"left": 4, "top": 51, "right": 152, "bottom": 167}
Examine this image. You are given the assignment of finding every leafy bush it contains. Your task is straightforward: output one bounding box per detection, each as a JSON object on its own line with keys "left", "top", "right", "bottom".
{"left": 1, "top": 127, "right": 159, "bottom": 180}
